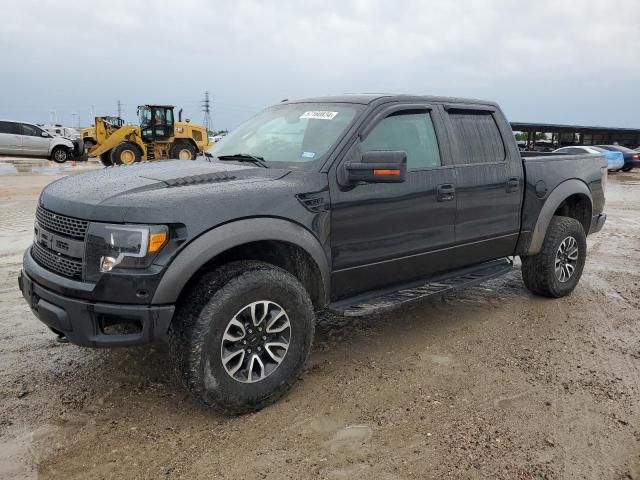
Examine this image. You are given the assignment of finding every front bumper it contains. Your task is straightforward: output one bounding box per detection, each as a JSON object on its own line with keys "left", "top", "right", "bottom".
{"left": 18, "top": 269, "right": 174, "bottom": 348}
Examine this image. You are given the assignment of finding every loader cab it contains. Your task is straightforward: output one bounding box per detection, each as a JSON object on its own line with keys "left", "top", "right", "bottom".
{"left": 138, "top": 105, "right": 174, "bottom": 142}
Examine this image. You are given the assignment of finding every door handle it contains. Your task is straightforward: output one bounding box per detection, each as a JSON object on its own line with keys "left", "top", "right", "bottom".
{"left": 506, "top": 177, "right": 520, "bottom": 193}
{"left": 437, "top": 183, "right": 456, "bottom": 202}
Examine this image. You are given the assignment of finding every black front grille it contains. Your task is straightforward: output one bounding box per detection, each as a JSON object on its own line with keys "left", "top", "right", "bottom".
{"left": 35, "top": 207, "right": 88, "bottom": 240}
{"left": 31, "top": 242, "right": 83, "bottom": 280}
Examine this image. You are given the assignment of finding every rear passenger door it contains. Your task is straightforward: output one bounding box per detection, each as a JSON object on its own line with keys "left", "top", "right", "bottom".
{"left": 0, "top": 121, "right": 23, "bottom": 155}
{"left": 443, "top": 106, "right": 523, "bottom": 268}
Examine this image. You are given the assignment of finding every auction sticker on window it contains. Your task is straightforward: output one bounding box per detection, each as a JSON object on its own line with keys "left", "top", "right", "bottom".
{"left": 300, "top": 111, "right": 339, "bottom": 120}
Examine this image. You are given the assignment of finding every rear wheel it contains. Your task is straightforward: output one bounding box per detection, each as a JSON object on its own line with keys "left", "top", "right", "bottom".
{"left": 170, "top": 141, "right": 197, "bottom": 160}
{"left": 111, "top": 142, "right": 142, "bottom": 165}
{"left": 521, "top": 216, "right": 587, "bottom": 298}
{"left": 621, "top": 166, "right": 632, "bottom": 172}
{"left": 99, "top": 152, "right": 112, "bottom": 167}
{"left": 51, "top": 147, "right": 69, "bottom": 163}
{"left": 169, "top": 261, "right": 315, "bottom": 415}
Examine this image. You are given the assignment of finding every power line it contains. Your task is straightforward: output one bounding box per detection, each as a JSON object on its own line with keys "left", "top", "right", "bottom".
{"left": 201, "top": 91, "right": 212, "bottom": 132}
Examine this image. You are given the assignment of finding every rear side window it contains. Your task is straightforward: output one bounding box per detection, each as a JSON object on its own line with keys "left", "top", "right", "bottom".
{"left": 0, "top": 121, "right": 19, "bottom": 134}
{"left": 448, "top": 110, "right": 505, "bottom": 164}
{"left": 361, "top": 111, "right": 441, "bottom": 170}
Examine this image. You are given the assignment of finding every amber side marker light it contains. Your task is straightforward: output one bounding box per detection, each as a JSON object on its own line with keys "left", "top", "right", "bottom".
{"left": 148, "top": 232, "right": 168, "bottom": 253}
{"left": 373, "top": 169, "right": 401, "bottom": 176}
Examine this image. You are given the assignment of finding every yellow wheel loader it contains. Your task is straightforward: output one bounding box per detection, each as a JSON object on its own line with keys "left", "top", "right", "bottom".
{"left": 87, "top": 105, "right": 211, "bottom": 166}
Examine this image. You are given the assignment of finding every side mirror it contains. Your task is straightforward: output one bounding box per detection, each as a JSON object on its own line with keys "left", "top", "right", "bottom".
{"left": 41, "top": 131, "right": 50, "bottom": 138}
{"left": 345, "top": 150, "right": 407, "bottom": 183}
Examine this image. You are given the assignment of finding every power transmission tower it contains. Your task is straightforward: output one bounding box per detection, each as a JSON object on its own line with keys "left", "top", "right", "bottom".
{"left": 201, "top": 91, "right": 212, "bottom": 132}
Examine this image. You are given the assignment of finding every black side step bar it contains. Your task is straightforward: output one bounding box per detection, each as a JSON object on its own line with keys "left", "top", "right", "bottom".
{"left": 330, "top": 258, "right": 513, "bottom": 317}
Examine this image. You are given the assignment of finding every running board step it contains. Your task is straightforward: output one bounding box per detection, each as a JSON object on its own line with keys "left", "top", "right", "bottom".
{"left": 330, "top": 258, "right": 513, "bottom": 317}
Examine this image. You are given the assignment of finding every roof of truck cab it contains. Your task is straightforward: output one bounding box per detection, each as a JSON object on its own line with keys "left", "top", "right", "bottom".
{"left": 285, "top": 94, "right": 498, "bottom": 107}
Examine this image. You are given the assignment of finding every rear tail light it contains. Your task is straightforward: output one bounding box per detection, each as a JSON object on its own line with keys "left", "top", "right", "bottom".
{"left": 632, "top": 153, "right": 639, "bottom": 160}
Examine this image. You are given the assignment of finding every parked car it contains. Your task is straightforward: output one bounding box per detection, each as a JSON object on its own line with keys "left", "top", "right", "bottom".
{"left": 596, "top": 145, "right": 640, "bottom": 171}
{"left": 554, "top": 145, "right": 624, "bottom": 171}
{"left": 0, "top": 120, "right": 85, "bottom": 163}
{"left": 19, "top": 94, "right": 607, "bottom": 414}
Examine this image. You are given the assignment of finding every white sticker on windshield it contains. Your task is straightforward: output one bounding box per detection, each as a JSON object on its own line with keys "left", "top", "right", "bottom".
{"left": 300, "top": 111, "right": 339, "bottom": 120}
{"left": 301, "top": 151, "right": 316, "bottom": 158}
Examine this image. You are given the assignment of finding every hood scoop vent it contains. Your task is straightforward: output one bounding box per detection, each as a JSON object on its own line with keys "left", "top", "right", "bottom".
{"left": 162, "top": 172, "right": 237, "bottom": 187}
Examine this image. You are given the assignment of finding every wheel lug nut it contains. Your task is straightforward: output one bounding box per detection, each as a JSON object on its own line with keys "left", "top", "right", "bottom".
{"left": 262, "top": 335, "right": 267, "bottom": 340}
{"left": 242, "top": 340, "right": 247, "bottom": 345}
{"left": 247, "top": 348, "right": 251, "bottom": 353}
{"left": 257, "top": 346, "right": 262, "bottom": 352}
{"left": 248, "top": 329, "right": 253, "bottom": 334}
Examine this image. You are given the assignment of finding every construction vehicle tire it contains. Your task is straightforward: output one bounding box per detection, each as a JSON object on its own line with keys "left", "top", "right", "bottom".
{"left": 111, "top": 142, "right": 142, "bottom": 166}
{"left": 99, "top": 152, "right": 112, "bottom": 167}
{"left": 170, "top": 141, "right": 197, "bottom": 160}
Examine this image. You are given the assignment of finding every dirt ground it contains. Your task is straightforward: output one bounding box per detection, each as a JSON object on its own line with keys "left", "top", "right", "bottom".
{"left": 1, "top": 158, "right": 639, "bottom": 479}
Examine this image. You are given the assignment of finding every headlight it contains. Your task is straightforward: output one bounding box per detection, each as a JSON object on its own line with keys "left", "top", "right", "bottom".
{"left": 84, "top": 223, "right": 168, "bottom": 280}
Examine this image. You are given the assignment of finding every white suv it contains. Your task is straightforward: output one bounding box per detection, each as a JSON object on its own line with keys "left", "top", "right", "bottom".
{"left": 0, "top": 120, "right": 84, "bottom": 163}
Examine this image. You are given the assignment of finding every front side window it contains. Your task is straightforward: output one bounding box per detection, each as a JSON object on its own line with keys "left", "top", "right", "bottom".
{"left": 208, "top": 103, "right": 363, "bottom": 169}
{"left": 448, "top": 110, "right": 505, "bottom": 164}
{"left": 21, "top": 124, "right": 42, "bottom": 137}
{"left": 361, "top": 111, "right": 441, "bottom": 170}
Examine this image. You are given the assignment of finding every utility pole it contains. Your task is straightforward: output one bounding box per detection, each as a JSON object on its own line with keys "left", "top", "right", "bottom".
{"left": 117, "top": 100, "right": 123, "bottom": 118}
{"left": 201, "top": 91, "right": 212, "bottom": 133}
{"left": 49, "top": 110, "right": 57, "bottom": 125}
{"left": 90, "top": 105, "right": 95, "bottom": 119}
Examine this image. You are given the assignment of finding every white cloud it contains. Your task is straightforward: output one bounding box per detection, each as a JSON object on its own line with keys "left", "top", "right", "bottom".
{"left": 0, "top": 0, "right": 638, "bottom": 128}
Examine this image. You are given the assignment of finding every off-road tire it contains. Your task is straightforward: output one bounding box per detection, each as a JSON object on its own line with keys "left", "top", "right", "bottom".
{"left": 170, "top": 141, "right": 197, "bottom": 160}
{"left": 84, "top": 140, "right": 95, "bottom": 153}
{"left": 51, "top": 147, "right": 69, "bottom": 163}
{"left": 169, "top": 261, "right": 315, "bottom": 415}
{"left": 521, "top": 216, "right": 587, "bottom": 298}
{"left": 111, "top": 142, "right": 142, "bottom": 165}
{"left": 99, "top": 152, "right": 112, "bottom": 167}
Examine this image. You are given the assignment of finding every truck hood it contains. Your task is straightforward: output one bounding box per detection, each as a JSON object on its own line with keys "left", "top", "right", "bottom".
{"left": 40, "top": 160, "right": 290, "bottom": 222}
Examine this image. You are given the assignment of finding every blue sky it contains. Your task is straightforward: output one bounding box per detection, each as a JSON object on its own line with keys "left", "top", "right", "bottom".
{"left": 1, "top": 0, "right": 638, "bottom": 130}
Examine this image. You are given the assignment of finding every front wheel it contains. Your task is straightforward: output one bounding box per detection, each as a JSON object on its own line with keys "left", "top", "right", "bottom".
{"left": 111, "top": 142, "right": 142, "bottom": 165}
{"left": 521, "top": 216, "right": 587, "bottom": 298}
{"left": 169, "top": 261, "right": 315, "bottom": 415}
{"left": 51, "top": 147, "right": 69, "bottom": 163}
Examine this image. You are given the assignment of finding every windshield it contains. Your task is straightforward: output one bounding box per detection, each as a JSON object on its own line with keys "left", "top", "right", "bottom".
{"left": 207, "top": 103, "right": 363, "bottom": 168}
{"left": 598, "top": 145, "right": 635, "bottom": 153}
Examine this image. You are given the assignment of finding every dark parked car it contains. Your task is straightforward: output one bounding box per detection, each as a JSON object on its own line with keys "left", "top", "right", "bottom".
{"left": 19, "top": 94, "right": 607, "bottom": 414}
{"left": 597, "top": 145, "right": 640, "bottom": 171}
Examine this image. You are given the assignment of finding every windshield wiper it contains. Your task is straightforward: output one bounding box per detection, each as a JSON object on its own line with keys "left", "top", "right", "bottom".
{"left": 216, "top": 153, "right": 269, "bottom": 168}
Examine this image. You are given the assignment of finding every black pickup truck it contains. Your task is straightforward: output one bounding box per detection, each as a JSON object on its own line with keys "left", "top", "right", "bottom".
{"left": 19, "top": 94, "right": 607, "bottom": 414}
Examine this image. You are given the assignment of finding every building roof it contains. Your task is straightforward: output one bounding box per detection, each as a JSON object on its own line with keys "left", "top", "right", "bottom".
{"left": 511, "top": 121, "right": 640, "bottom": 134}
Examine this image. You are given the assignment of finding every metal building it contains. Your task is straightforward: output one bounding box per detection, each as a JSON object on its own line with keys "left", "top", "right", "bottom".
{"left": 511, "top": 122, "right": 640, "bottom": 149}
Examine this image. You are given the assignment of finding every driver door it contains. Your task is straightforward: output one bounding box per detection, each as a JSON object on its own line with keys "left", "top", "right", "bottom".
{"left": 329, "top": 104, "right": 457, "bottom": 300}
{"left": 20, "top": 124, "right": 50, "bottom": 156}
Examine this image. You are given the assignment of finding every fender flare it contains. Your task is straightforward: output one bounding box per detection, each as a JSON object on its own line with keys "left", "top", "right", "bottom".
{"left": 526, "top": 179, "right": 592, "bottom": 255}
{"left": 151, "top": 218, "right": 330, "bottom": 304}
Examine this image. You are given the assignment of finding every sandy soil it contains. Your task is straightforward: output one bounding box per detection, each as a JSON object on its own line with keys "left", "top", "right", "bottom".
{"left": 1, "top": 159, "right": 639, "bottom": 479}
